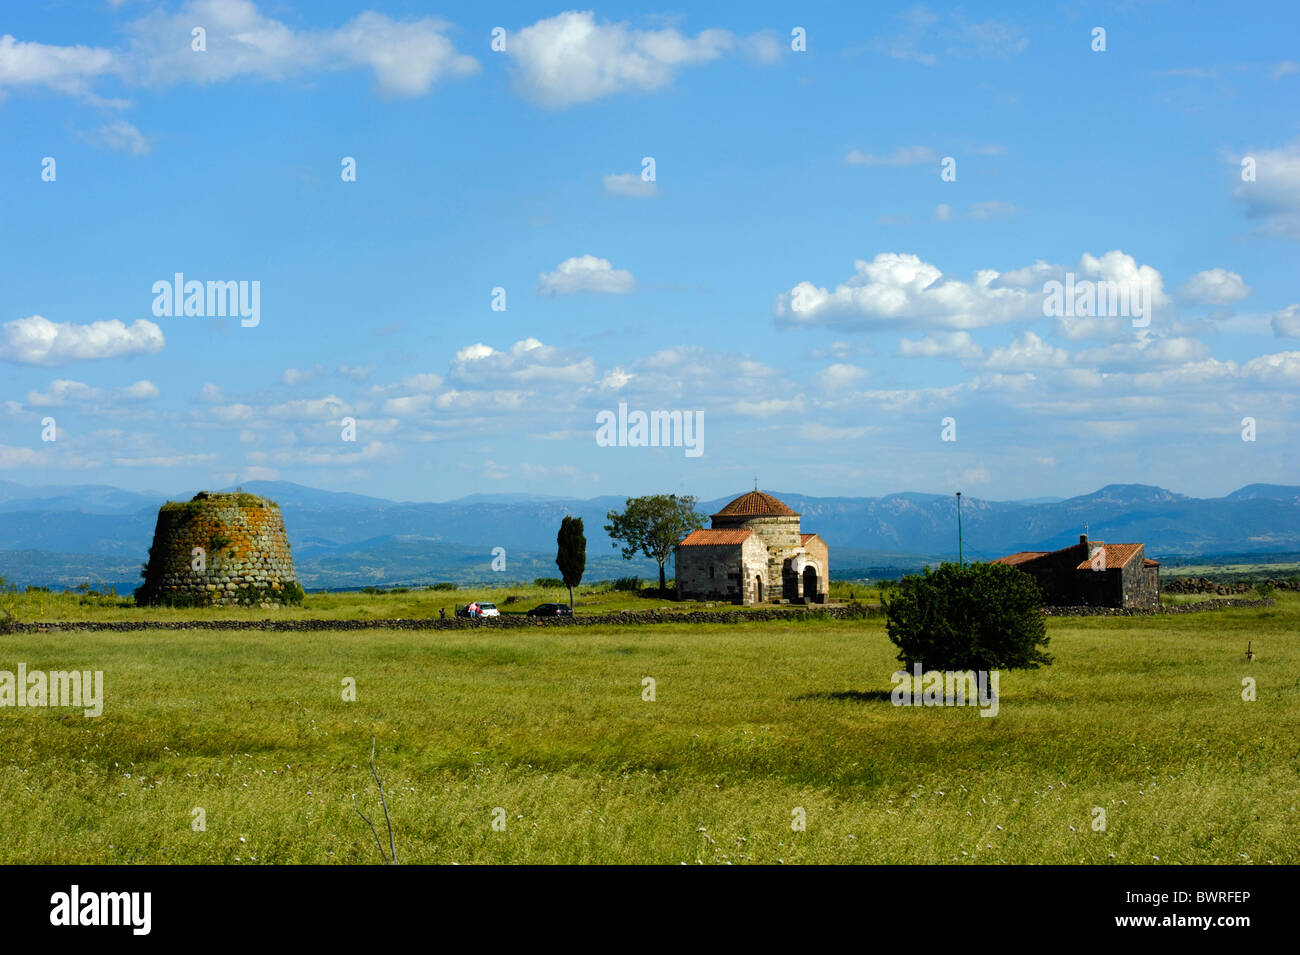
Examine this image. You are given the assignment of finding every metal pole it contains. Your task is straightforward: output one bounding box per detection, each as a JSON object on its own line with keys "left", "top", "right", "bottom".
{"left": 956, "top": 491, "right": 963, "bottom": 568}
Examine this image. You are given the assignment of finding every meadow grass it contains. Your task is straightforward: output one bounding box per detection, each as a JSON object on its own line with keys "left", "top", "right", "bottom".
{"left": 0, "top": 595, "right": 1295, "bottom": 864}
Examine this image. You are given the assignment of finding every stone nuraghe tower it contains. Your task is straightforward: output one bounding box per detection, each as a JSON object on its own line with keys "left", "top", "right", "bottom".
{"left": 136, "top": 491, "right": 301, "bottom": 607}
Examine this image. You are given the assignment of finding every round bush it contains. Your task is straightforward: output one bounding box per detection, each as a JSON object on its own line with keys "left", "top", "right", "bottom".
{"left": 882, "top": 562, "right": 1052, "bottom": 671}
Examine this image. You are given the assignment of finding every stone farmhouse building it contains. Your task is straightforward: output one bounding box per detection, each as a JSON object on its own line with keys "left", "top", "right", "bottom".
{"left": 992, "top": 533, "right": 1159, "bottom": 609}
{"left": 675, "top": 490, "right": 828, "bottom": 604}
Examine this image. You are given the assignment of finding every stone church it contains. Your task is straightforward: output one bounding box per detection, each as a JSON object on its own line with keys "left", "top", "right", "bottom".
{"left": 675, "top": 490, "right": 829, "bottom": 604}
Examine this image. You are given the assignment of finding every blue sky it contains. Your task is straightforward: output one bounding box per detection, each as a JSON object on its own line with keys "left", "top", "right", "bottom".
{"left": 2, "top": 0, "right": 1298, "bottom": 503}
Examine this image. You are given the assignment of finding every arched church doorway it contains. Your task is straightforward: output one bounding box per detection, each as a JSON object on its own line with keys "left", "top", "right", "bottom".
{"left": 802, "top": 565, "right": 819, "bottom": 602}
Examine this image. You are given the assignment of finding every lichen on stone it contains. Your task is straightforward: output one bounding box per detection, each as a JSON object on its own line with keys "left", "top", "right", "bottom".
{"left": 135, "top": 491, "right": 300, "bottom": 608}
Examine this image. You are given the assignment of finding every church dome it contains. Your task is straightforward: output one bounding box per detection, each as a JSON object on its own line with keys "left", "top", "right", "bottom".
{"left": 712, "top": 490, "right": 800, "bottom": 518}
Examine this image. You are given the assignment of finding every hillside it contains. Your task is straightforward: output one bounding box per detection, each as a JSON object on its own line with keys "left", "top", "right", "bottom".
{"left": 0, "top": 480, "right": 1297, "bottom": 591}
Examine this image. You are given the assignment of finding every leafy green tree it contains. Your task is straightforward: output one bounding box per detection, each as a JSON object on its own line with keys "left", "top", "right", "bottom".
{"left": 604, "top": 494, "right": 705, "bottom": 593}
{"left": 555, "top": 516, "right": 587, "bottom": 610}
{"left": 882, "top": 562, "right": 1051, "bottom": 671}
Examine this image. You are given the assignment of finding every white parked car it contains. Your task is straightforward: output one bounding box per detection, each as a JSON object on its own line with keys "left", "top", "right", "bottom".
{"left": 457, "top": 601, "right": 500, "bottom": 618}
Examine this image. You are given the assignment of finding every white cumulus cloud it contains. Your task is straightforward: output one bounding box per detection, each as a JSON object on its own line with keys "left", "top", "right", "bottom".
{"left": 600, "top": 368, "right": 634, "bottom": 390}
{"left": 1177, "top": 268, "right": 1251, "bottom": 304}
{"left": 774, "top": 252, "right": 1039, "bottom": 330}
{"left": 506, "top": 11, "right": 746, "bottom": 107}
{"left": 1271, "top": 304, "right": 1300, "bottom": 337}
{"left": 121, "top": 380, "right": 161, "bottom": 400}
{"left": 897, "top": 331, "right": 984, "bottom": 360}
{"left": 816, "top": 363, "right": 868, "bottom": 391}
{"left": 124, "top": 1, "right": 478, "bottom": 97}
{"left": 1242, "top": 351, "right": 1300, "bottom": 384}
{"left": 0, "top": 33, "right": 116, "bottom": 99}
{"left": 775, "top": 249, "right": 1168, "bottom": 334}
{"left": 1074, "top": 335, "right": 1211, "bottom": 368}
{"left": 1231, "top": 141, "right": 1300, "bottom": 238}
{"left": 0, "top": 315, "right": 164, "bottom": 365}
{"left": 450, "top": 338, "right": 593, "bottom": 386}
{"left": 538, "top": 255, "right": 635, "bottom": 295}
{"left": 985, "top": 332, "right": 1068, "bottom": 371}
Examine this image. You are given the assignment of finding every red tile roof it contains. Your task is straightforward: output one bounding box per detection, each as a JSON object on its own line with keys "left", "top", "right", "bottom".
{"left": 1075, "top": 543, "right": 1143, "bottom": 570}
{"left": 800, "top": 533, "right": 821, "bottom": 545}
{"left": 993, "top": 551, "right": 1050, "bottom": 566}
{"left": 712, "top": 490, "right": 799, "bottom": 518}
{"left": 993, "top": 540, "right": 1153, "bottom": 571}
{"left": 679, "top": 528, "right": 753, "bottom": 547}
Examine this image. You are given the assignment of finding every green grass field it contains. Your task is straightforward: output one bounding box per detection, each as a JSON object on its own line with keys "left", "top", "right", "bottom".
{"left": 0, "top": 591, "right": 1295, "bottom": 864}
{"left": 2, "top": 580, "right": 859, "bottom": 623}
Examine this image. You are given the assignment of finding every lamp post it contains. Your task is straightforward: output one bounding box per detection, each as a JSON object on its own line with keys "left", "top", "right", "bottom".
{"left": 956, "top": 491, "right": 964, "bottom": 568}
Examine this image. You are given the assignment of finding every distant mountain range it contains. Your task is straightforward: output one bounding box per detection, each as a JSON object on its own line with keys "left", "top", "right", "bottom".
{"left": 0, "top": 479, "right": 1298, "bottom": 592}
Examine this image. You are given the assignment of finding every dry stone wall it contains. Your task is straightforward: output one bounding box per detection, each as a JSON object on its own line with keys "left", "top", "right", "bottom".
{"left": 135, "top": 492, "right": 300, "bottom": 607}
{"left": 1164, "top": 576, "right": 1300, "bottom": 595}
{"left": 21, "top": 596, "right": 1275, "bottom": 635}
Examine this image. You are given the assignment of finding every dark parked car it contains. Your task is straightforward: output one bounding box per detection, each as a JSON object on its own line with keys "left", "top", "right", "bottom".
{"left": 526, "top": 603, "right": 572, "bottom": 617}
